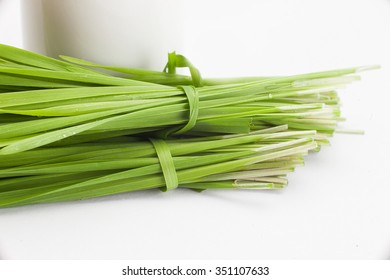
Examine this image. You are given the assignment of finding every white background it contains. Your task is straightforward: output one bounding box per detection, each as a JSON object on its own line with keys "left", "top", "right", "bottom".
{"left": 0, "top": 0, "right": 390, "bottom": 260}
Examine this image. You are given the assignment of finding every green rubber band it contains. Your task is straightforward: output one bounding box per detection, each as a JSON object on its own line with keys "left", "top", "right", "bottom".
{"left": 155, "top": 85, "right": 199, "bottom": 138}
{"left": 149, "top": 138, "right": 178, "bottom": 192}
{"left": 163, "top": 52, "right": 203, "bottom": 87}
{"left": 175, "top": 85, "right": 199, "bottom": 134}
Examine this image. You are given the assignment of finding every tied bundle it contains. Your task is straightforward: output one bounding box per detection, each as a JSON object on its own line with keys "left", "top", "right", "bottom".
{"left": 0, "top": 44, "right": 376, "bottom": 207}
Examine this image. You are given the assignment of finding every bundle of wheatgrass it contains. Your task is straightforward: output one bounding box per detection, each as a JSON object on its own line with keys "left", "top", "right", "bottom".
{"left": 0, "top": 44, "right": 376, "bottom": 207}
{"left": 0, "top": 126, "right": 317, "bottom": 207}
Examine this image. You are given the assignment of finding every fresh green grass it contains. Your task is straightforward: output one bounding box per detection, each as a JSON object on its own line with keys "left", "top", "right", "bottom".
{"left": 0, "top": 44, "right": 377, "bottom": 207}
{"left": 0, "top": 126, "right": 316, "bottom": 207}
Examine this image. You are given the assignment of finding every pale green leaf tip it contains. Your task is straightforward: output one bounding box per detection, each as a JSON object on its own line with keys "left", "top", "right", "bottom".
{"left": 355, "top": 65, "right": 381, "bottom": 73}
{"left": 335, "top": 128, "right": 365, "bottom": 135}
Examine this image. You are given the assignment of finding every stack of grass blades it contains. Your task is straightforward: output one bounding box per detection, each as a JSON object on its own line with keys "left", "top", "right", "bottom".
{"left": 0, "top": 126, "right": 316, "bottom": 207}
{"left": 0, "top": 44, "right": 377, "bottom": 207}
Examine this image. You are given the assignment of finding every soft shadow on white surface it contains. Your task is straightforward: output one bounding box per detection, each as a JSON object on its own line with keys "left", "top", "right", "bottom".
{"left": 0, "top": 0, "right": 22, "bottom": 47}
{"left": 22, "top": 0, "right": 185, "bottom": 69}
{"left": 21, "top": 0, "right": 46, "bottom": 54}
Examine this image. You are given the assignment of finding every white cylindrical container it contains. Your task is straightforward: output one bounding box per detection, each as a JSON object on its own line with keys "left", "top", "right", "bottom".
{"left": 22, "top": 0, "right": 184, "bottom": 70}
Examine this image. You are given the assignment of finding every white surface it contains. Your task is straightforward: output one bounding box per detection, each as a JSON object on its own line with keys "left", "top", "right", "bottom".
{"left": 23, "top": 0, "right": 184, "bottom": 70}
{"left": 0, "top": 0, "right": 390, "bottom": 260}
